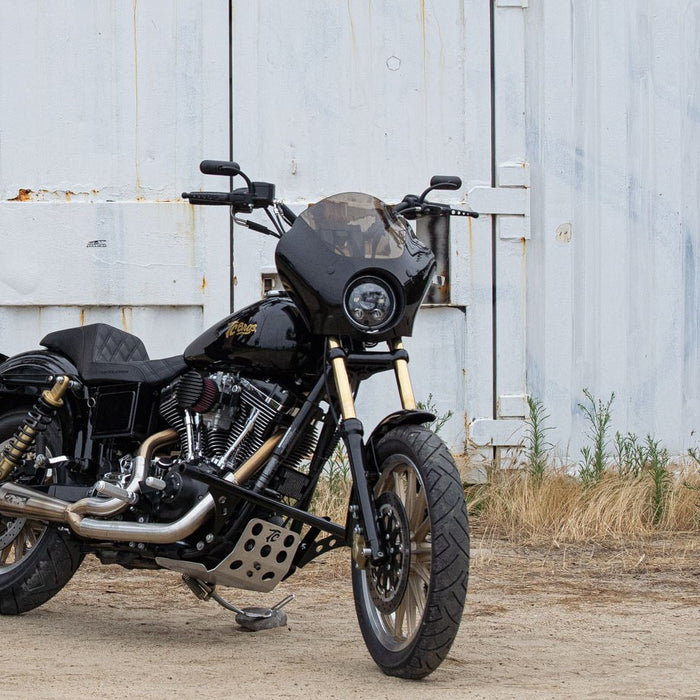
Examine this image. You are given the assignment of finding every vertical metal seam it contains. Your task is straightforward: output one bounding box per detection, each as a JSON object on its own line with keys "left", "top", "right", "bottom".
{"left": 228, "top": 0, "right": 235, "bottom": 314}
{"left": 490, "top": 0, "right": 498, "bottom": 423}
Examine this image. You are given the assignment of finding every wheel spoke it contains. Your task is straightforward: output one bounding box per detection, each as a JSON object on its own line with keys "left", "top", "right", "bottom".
{"left": 374, "top": 468, "right": 395, "bottom": 497}
{"left": 413, "top": 515, "right": 431, "bottom": 545}
{"left": 381, "top": 610, "right": 398, "bottom": 639}
{"left": 0, "top": 545, "right": 11, "bottom": 565}
{"left": 407, "top": 486, "right": 426, "bottom": 533}
{"left": 403, "top": 580, "right": 418, "bottom": 638}
{"left": 22, "top": 523, "right": 37, "bottom": 548}
{"left": 393, "top": 469, "right": 408, "bottom": 503}
{"left": 408, "top": 570, "right": 427, "bottom": 611}
{"left": 404, "top": 467, "right": 417, "bottom": 506}
{"left": 14, "top": 530, "right": 27, "bottom": 558}
{"left": 412, "top": 558, "right": 431, "bottom": 588}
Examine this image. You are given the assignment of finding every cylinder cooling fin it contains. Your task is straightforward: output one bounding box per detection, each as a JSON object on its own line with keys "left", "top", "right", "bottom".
{"left": 173, "top": 372, "right": 220, "bottom": 413}
{"left": 159, "top": 371, "right": 301, "bottom": 475}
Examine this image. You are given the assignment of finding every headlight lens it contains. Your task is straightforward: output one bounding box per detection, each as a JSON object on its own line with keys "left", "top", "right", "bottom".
{"left": 343, "top": 276, "right": 397, "bottom": 332}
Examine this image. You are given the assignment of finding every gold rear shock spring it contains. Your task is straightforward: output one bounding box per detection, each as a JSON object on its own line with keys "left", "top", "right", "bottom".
{"left": 0, "top": 376, "right": 72, "bottom": 481}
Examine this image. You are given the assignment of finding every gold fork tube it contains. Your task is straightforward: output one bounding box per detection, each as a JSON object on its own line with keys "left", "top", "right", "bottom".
{"left": 390, "top": 340, "right": 417, "bottom": 410}
{"left": 328, "top": 338, "right": 357, "bottom": 420}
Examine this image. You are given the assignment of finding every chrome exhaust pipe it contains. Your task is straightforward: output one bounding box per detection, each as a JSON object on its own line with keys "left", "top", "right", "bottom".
{"left": 0, "top": 480, "right": 214, "bottom": 544}
{"left": 0, "top": 481, "right": 70, "bottom": 522}
{"left": 67, "top": 429, "right": 178, "bottom": 518}
{"left": 0, "top": 431, "right": 282, "bottom": 545}
{"left": 0, "top": 428, "right": 183, "bottom": 539}
{"left": 66, "top": 493, "right": 216, "bottom": 543}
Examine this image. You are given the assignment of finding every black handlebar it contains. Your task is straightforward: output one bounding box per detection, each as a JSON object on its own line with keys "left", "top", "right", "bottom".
{"left": 181, "top": 191, "right": 235, "bottom": 206}
{"left": 394, "top": 197, "right": 478, "bottom": 220}
{"left": 182, "top": 182, "right": 276, "bottom": 211}
{"left": 184, "top": 160, "right": 477, "bottom": 223}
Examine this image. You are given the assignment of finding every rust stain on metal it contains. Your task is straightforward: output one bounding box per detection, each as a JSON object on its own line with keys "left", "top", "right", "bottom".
{"left": 8, "top": 189, "right": 32, "bottom": 201}
{"left": 200, "top": 275, "right": 207, "bottom": 291}
{"left": 7, "top": 189, "right": 93, "bottom": 202}
{"left": 121, "top": 307, "right": 134, "bottom": 333}
{"left": 347, "top": 0, "right": 357, "bottom": 52}
{"left": 80, "top": 309, "right": 86, "bottom": 326}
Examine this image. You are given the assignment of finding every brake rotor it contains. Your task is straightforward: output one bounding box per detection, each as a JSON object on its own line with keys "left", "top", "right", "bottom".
{"left": 0, "top": 516, "right": 26, "bottom": 549}
{"left": 367, "top": 491, "right": 411, "bottom": 614}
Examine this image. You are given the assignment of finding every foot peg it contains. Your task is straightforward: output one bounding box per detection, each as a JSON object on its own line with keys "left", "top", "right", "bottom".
{"left": 182, "top": 574, "right": 294, "bottom": 630}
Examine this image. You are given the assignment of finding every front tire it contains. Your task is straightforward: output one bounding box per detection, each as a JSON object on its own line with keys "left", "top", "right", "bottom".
{"left": 0, "top": 410, "right": 83, "bottom": 614}
{"left": 352, "top": 425, "right": 469, "bottom": 678}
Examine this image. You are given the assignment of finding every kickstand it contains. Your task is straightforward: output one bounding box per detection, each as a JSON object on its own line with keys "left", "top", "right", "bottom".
{"left": 182, "top": 574, "right": 294, "bottom": 630}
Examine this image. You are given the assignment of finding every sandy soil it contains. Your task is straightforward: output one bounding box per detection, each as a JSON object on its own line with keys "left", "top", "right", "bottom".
{"left": 2, "top": 535, "right": 699, "bottom": 699}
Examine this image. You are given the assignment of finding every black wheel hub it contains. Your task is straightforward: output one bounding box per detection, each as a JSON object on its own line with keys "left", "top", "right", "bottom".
{"left": 367, "top": 491, "right": 411, "bottom": 614}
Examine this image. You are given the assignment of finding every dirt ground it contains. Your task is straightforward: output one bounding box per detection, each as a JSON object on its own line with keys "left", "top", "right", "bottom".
{"left": 3, "top": 534, "right": 699, "bottom": 699}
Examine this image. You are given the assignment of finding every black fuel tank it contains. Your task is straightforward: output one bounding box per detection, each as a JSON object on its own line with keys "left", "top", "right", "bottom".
{"left": 184, "top": 296, "right": 321, "bottom": 386}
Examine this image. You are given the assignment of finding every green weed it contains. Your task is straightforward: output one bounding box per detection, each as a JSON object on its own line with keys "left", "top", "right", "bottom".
{"left": 523, "top": 396, "right": 553, "bottom": 483}
{"left": 416, "top": 393, "right": 454, "bottom": 435}
{"left": 578, "top": 389, "right": 615, "bottom": 485}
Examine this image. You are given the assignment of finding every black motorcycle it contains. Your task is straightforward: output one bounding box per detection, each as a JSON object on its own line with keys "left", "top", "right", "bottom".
{"left": 0, "top": 160, "right": 475, "bottom": 679}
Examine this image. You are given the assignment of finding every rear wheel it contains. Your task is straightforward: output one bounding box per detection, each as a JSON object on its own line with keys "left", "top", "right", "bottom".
{"left": 0, "top": 410, "right": 83, "bottom": 614}
{"left": 352, "top": 425, "right": 469, "bottom": 678}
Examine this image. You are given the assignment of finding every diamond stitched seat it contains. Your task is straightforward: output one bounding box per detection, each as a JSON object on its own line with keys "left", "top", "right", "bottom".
{"left": 41, "top": 323, "right": 187, "bottom": 386}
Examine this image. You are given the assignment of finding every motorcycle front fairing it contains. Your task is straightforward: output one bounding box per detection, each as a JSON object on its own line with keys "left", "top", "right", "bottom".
{"left": 274, "top": 193, "right": 435, "bottom": 341}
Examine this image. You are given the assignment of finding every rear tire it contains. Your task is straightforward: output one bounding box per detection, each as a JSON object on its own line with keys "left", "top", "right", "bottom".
{"left": 0, "top": 410, "right": 83, "bottom": 614}
{"left": 352, "top": 425, "right": 469, "bottom": 678}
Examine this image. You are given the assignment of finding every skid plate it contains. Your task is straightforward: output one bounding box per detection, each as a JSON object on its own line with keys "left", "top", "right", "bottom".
{"left": 156, "top": 518, "right": 300, "bottom": 592}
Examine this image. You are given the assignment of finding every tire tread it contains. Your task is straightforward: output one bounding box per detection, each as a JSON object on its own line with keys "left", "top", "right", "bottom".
{"left": 352, "top": 424, "right": 470, "bottom": 679}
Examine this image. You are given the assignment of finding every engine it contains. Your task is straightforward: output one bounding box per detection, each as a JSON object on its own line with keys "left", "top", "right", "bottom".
{"left": 159, "top": 371, "right": 296, "bottom": 475}
{"left": 137, "top": 370, "right": 322, "bottom": 525}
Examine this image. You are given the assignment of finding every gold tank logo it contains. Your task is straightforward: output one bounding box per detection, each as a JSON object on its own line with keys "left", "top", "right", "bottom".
{"left": 225, "top": 321, "right": 257, "bottom": 338}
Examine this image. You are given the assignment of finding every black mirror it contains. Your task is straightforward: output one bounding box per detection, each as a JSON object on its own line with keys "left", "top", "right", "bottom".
{"left": 429, "top": 175, "right": 462, "bottom": 190}
{"left": 419, "top": 175, "right": 462, "bottom": 203}
{"left": 200, "top": 160, "right": 241, "bottom": 177}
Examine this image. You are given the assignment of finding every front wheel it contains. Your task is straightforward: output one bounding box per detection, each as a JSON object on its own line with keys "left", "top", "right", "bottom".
{"left": 352, "top": 425, "right": 470, "bottom": 679}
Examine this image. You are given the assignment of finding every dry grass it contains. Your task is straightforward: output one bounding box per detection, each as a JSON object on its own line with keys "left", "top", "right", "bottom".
{"left": 468, "top": 464, "right": 700, "bottom": 545}
{"left": 309, "top": 454, "right": 700, "bottom": 545}
{"left": 303, "top": 449, "right": 699, "bottom": 580}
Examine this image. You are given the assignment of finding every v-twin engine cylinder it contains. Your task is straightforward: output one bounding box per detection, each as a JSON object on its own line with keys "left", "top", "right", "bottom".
{"left": 159, "top": 370, "right": 292, "bottom": 475}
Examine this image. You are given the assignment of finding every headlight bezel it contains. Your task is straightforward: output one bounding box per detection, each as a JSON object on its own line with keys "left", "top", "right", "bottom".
{"left": 342, "top": 274, "right": 400, "bottom": 333}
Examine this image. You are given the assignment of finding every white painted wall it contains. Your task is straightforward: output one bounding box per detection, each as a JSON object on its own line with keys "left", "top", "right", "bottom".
{"left": 0, "top": 1, "right": 231, "bottom": 359}
{"left": 524, "top": 0, "right": 700, "bottom": 458}
{"left": 2, "top": 1, "right": 697, "bottom": 460}
{"left": 230, "top": 0, "right": 495, "bottom": 452}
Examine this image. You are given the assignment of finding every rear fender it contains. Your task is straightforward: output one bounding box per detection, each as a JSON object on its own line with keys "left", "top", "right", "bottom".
{"left": 0, "top": 350, "right": 82, "bottom": 441}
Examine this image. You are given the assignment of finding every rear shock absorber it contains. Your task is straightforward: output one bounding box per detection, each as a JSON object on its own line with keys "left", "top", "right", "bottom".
{"left": 0, "top": 375, "right": 72, "bottom": 481}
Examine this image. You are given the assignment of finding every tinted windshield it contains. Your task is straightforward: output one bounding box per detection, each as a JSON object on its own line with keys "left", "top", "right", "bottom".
{"left": 297, "top": 192, "right": 411, "bottom": 260}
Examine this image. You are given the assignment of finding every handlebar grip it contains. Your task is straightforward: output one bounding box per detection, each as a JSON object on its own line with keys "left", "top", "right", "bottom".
{"left": 181, "top": 191, "right": 233, "bottom": 205}
{"left": 199, "top": 160, "right": 241, "bottom": 177}
{"left": 450, "top": 208, "right": 479, "bottom": 218}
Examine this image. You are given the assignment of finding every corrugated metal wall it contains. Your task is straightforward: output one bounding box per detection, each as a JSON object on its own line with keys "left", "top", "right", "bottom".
{"left": 1, "top": 1, "right": 697, "bottom": 458}
{"left": 229, "top": 0, "right": 496, "bottom": 454}
{"left": 525, "top": 0, "right": 700, "bottom": 457}
{"left": 0, "top": 1, "right": 231, "bottom": 359}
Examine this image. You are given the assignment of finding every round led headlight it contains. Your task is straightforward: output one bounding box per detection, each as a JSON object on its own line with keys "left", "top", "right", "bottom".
{"left": 344, "top": 276, "right": 397, "bottom": 332}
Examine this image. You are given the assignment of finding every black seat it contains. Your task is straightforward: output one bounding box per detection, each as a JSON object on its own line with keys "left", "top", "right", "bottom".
{"left": 41, "top": 323, "right": 187, "bottom": 386}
